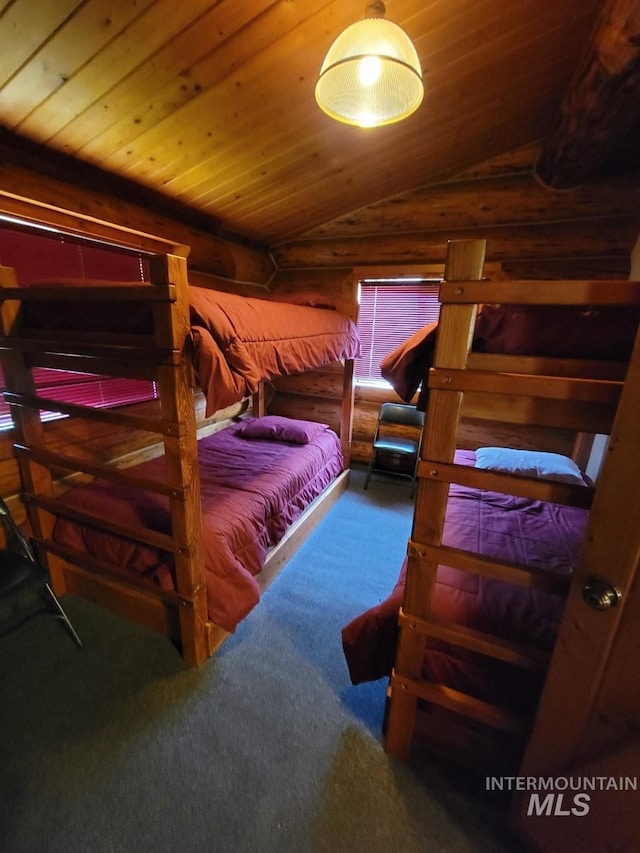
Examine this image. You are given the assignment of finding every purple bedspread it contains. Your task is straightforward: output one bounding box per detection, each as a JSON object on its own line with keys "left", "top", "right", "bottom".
{"left": 54, "top": 421, "right": 344, "bottom": 631}
{"left": 342, "top": 451, "right": 588, "bottom": 712}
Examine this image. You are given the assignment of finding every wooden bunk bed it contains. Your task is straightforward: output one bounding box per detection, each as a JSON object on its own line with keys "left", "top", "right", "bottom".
{"left": 0, "top": 252, "right": 360, "bottom": 666}
{"left": 342, "top": 238, "right": 640, "bottom": 770}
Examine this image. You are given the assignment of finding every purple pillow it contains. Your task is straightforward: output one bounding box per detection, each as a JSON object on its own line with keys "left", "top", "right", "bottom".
{"left": 236, "top": 416, "right": 329, "bottom": 444}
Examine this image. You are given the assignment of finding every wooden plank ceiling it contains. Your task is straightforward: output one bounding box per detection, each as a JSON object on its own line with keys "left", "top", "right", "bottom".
{"left": 0, "top": 0, "right": 637, "bottom": 255}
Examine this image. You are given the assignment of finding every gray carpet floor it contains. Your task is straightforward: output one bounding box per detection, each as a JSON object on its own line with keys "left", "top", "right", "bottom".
{"left": 0, "top": 467, "right": 524, "bottom": 853}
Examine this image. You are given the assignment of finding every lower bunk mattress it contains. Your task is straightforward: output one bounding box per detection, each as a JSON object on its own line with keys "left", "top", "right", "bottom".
{"left": 342, "top": 451, "right": 588, "bottom": 714}
{"left": 53, "top": 417, "right": 344, "bottom": 632}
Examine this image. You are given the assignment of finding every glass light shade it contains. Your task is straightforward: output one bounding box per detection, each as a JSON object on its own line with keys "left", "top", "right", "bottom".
{"left": 315, "top": 16, "right": 423, "bottom": 128}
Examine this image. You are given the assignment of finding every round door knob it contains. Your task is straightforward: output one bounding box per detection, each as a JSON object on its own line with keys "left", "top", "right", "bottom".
{"left": 582, "top": 578, "right": 621, "bottom": 611}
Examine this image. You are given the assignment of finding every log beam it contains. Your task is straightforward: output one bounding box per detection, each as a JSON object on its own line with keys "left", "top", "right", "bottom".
{"left": 299, "top": 171, "right": 640, "bottom": 240}
{"left": 535, "top": 0, "right": 640, "bottom": 189}
{"left": 0, "top": 133, "right": 275, "bottom": 284}
{"left": 273, "top": 218, "right": 639, "bottom": 269}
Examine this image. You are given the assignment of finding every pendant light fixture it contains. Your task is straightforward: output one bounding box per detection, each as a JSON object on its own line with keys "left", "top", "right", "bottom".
{"left": 315, "top": 1, "right": 423, "bottom": 128}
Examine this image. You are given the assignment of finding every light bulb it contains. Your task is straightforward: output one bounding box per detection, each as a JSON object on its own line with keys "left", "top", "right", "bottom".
{"left": 357, "top": 111, "right": 377, "bottom": 128}
{"left": 358, "top": 55, "right": 382, "bottom": 87}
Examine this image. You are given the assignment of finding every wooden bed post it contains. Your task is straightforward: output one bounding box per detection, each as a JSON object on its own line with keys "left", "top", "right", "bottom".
{"left": 385, "top": 239, "right": 486, "bottom": 760}
{"left": 252, "top": 384, "right": 266, "bottom": 417}
{"left": 148, "top": 253, "right": 209, "bottom": 666}
{"left": 0, "top": 266, "right": 66, "bottom": 591}
{"left": 340, "top": 359, "right": 355, "bottom": 467}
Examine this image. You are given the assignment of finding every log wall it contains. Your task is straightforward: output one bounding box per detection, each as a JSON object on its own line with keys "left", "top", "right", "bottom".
{"left": 0, "top": 143, "right": 636, "bottom": 496}
{"left": 272, "top": 143, "right": 639, "bottom": 280}
{"left": 267, "top": 143, "right": 638, "bottom": 466}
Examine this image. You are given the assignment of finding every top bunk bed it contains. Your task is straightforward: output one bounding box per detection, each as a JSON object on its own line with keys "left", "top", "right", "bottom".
{"left": 0, "top": 252, "right": 361, "bottom": 665}
{"left": 342, "top": 238, "right": 640, "bottom": 771}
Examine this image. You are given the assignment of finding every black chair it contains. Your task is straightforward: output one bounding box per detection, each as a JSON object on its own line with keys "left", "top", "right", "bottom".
{"left": 364, "top": 402, "right": 425, "bottom": 498}
{"left": 0, "top": 496, "right": 82, "bottom": 648}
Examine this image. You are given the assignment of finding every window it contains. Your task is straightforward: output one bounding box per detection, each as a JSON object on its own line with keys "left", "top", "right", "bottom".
{"left": 356, "top": 279, "right": 441, "bottom": 382}
{"left": 0, "top": 222, "right": 156, "bottom": 430}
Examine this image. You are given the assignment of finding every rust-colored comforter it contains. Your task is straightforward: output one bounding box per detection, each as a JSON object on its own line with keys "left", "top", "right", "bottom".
{"left": 189, "top": 288, "right": 361, "bottom": 416}
{"left": 19, "top": 279, "right": 361, "bottom": 418}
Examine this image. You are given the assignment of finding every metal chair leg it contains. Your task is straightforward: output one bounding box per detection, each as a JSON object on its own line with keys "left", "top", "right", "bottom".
{"left": 43, "top": 583, "right": 83, "bottom": 649}
{"left": 364, "top": 449, "right": 376, "bottom": 490}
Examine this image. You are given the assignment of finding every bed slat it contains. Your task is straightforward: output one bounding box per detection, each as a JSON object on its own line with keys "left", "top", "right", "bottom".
{"left": 461, "top": 391, "right": 617, "bottom": 433}
{"left": 26, "top": 494, "right": 180, "bottom": 555}
{"left": 430, "top": 367, "right": 622, "bottom": 405}
{"left": 41, "top": 538, "right": 192, "bottom": 608}
{"left": 390, "top": 674, "right": 530, "bottom": 735}
{"left": 15, "top": 351, "right": 165, "bottom": 381}
{"left": 440, "top": 279, "right": 640, "bottom": 305}
{"left": 4, "top": 391, "right": 183, "bottom": 436}
{"left": 418, "top": 459, "right": 594, "bottom": 508}
{"left": 0, "top": 336, "right": 179, "bottom": 364}
{"left": 0, "top": 284, "right": 177, "bottom": 302}
{"left": 407, "top": 541, "right": 571, "bottom": 595}
{"left": 398, "top": 609, "right": 551, "bottom": 672}
{"left": 14, "top": 444, "right": 188, "bottom": 499}
{"left": 466, "top": 352, "right": 629, "bottom": 380}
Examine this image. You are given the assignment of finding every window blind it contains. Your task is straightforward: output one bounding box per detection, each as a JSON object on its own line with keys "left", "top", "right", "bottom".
{"left": 0, "top": 224, "right": 156, "bottom": 430}
{"left": 356, "top": 281, "right": 441, "bottom": 381}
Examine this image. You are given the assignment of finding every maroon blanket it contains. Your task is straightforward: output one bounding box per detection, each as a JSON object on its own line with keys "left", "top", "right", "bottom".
{"left": 54, "top": 420, "right": 344, "bottom": 631}
{"left": 342, "top": 451, "right": 588, "bottom": 713}
{"left": 19, "top": 278, "right": 361, "bottom": 419}
{"left": 381, "top": 304, "right": 640, "bottom": 410}
{"left": 189, "top": 288, "right": 361, "bottom": 416}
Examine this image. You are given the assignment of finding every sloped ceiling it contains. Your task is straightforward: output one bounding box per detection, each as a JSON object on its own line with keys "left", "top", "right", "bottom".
{"left": 2, "top": 0, "right": 633, "bottom": 251}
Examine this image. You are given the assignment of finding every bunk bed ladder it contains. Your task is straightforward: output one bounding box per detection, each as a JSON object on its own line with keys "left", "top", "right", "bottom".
{"left": 147, "top": 253, "right": 209, "bottom": 665}
{"left": 384, "top": 239, "right": 488, "bottom": 761}
{"left": 384, "top": 238, "right": 638, "bottom": 767}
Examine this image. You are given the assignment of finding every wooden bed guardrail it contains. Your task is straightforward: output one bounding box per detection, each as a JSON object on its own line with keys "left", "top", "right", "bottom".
{"left": 0, "top": 253, "right": 357, "bottom": 665}
{"left": 0, "top": 254, "right": 212, "bottom": 664}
